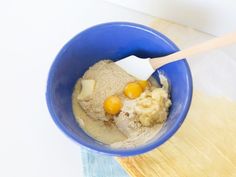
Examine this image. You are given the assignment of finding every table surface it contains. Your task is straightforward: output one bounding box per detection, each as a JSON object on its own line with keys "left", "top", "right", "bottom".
{"left": 1, "top": 1, "right": 236, "bottom": 177}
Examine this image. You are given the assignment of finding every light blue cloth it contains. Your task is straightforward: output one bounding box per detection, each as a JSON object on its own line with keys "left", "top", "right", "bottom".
{"left": 81, "top": 148, "right": 129, "bottom": 177}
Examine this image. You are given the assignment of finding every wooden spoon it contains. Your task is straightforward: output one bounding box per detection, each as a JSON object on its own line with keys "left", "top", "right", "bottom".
{"left": 116, "top": 31, "right": 236, "bottom": 80}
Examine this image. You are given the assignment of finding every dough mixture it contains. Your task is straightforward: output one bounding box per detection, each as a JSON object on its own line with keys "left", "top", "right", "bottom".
{"left": 72, "top": 60, "right": 171, "bottom": 148}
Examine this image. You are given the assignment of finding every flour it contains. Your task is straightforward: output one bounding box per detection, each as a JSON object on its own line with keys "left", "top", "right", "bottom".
{"left": 79, "top": 60, "right": 136, "bottom": 121}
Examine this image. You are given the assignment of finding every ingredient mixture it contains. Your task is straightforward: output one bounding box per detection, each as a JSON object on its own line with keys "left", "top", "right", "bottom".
{"left": 72, "top": 60, "right": 171, "bottom": 148}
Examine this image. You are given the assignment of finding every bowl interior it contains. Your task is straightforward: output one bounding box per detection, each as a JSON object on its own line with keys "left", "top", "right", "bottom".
{"left": 46, "top": 22, "right": 192, "bottom": 156}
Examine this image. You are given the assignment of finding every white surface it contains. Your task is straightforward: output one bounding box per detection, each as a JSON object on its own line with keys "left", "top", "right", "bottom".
{"left": 116, "top": 56, "right": 154, "bottom": 80}
{"left": 105, "top": 0, "right": 236, "bottom": 36}
{"left": 0, "top": 1, "right": 154, "bottom": 177}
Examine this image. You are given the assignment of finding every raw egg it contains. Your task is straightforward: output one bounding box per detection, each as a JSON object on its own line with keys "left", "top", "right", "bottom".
{"left": 124, "top": 82, "right": 143, "bottom": 99}
{"left": 137, "top": 80, "right": 148, "bottom": 90}
{"left": 104, "top": 95, "right": 123, "bottom": 115}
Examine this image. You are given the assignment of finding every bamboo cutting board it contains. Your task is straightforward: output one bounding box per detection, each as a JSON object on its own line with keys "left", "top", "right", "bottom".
{"left": 116, "top": 19, "right": 236, "bottom": 177}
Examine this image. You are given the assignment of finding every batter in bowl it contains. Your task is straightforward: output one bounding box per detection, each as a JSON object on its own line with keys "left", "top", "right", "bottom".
{"left": 72, "top": 60, "right": 171, "bottom": 148}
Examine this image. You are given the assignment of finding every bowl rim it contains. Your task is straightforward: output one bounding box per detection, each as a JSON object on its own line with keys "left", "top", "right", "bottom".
{"left": 46, "top": 22, "right": 193, "bottom": 156}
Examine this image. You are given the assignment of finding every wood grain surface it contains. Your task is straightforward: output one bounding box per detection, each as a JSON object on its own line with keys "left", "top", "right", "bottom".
{"left": 117, "top": 91, "right": 236, "bottom": 177}
{"left": 117, "top": 20, "right": 236, "bottom": 177}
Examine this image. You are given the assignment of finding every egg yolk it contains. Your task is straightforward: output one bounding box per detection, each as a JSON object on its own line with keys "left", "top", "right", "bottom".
{"left": 124, "top": 82, "right": 143, "bottom": 99}
{"left": 104, "top": 95, "right": 123, "bottom": 115}
{"left": 137, "top": 80, "right": 148, "bottom": 90}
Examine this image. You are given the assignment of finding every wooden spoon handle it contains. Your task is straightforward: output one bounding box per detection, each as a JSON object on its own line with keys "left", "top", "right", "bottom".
{"left": 150, "top": 31, "right": 236, "bottom": 69}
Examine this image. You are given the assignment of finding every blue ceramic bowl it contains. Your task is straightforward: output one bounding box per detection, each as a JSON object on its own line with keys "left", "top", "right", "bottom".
{"left": 46, "top": 22, "right": 192, "bottom": 156}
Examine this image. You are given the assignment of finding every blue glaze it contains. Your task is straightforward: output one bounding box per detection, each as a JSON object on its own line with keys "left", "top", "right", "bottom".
{"left": 46, "top": 22, "right": 192, "bottom": 156}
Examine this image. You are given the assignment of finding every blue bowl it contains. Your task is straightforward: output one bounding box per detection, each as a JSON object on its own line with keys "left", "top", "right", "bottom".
{"left": 46, "top": 22, "right": 192, "bottom": 156}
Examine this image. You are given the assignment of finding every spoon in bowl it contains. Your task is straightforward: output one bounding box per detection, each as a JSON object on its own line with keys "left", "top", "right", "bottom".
{"left": 116, "top": 31, "right": 236, "bottom": 80}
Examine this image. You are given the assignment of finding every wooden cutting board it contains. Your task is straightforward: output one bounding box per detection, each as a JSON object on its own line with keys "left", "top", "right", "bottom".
{"left": 116, "top": 20, "right": 236, "bottom": 177}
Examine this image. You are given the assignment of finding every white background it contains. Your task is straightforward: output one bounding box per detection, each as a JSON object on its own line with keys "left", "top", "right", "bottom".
{"left": 0, "top": 0, "right": 154, "bottom": 177}
{"left": 1, "top": 1, "right": 236, "bottom": 177}
{"left": 106, "top": 0, "right": 236, "bottom": 35}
